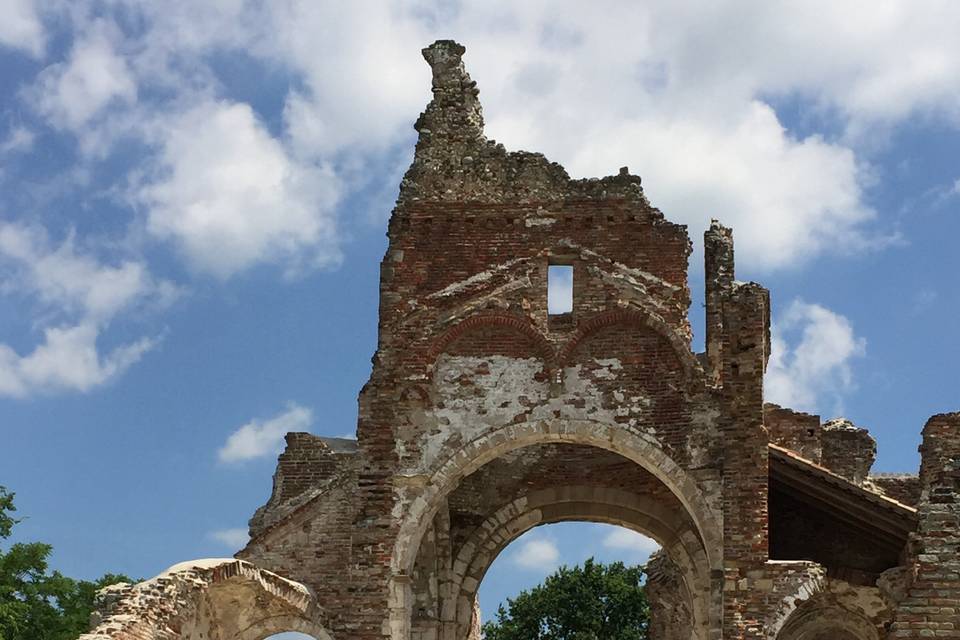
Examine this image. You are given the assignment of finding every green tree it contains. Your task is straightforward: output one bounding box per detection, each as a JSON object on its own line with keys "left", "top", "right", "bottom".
{"left": 0, "top": 486, "right": 132, "bottom": 640}
{"left": 482, "top": 557, "right": 650, "bottom": 640}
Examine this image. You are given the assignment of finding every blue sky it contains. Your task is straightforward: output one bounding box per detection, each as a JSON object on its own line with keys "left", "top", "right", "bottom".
{"left": 1, "top": 2, "right": 959, "bottom": 636}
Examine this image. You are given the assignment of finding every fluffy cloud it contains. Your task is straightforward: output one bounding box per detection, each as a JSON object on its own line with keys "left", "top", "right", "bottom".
{"left": 0, "top": 323, "right": 155, "bottom": 397}
{"left": 251, "top": 1, "right": 903, "bottom": 270}
{"left": 22, "top": 1, "right": 960, "bottom": 278}
{"left": 602, "top": 528, "right": 660, "bottom": 561}
{"left": 141, "top": 100, "right": 340, "bottom": 279}
{"left": 512, "top": 537, "right": 560, "bottom": 571}
{"left": 765, "top": 299, "right": 867, "bottom": 414}
{"left": 208, "top": 528, "right": 249, "bottom": 549}
{"left": 33, "top": 21, "right": 137, "bottom": 130}
{"left": 0, "top": 126, "right": 35, "bottom": 154}
{"left": 0, "top": 0, "right": 45, "bottom": 57}
{"left": 218, "top": 403, "right": 313, "bottom": 463}
{"left": 0, "top": 223, "right": 171, "bottom": 397}
{"left": 0, "top": 224, "right": 172, "bottom": 321}
{"left": 5, "top": 2, "right": 960, "bottom": 398}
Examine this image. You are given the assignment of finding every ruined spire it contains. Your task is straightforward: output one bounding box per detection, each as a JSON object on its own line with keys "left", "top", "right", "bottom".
{"left": 704, "top": 220, "right": 734, "bottom": 383}
{"left": 397, "top": 40, "right": 648, "bottom": 204}
{"left": 415, "top": 40, "right": 484, "bottom": 140}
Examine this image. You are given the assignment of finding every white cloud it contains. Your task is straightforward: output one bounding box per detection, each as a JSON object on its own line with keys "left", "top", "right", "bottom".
{"left": 601, "top": 528, "right": 660, "bottom": 561}
{"left": 140, "top": 100, "right": 341, "bottom": 278}
{"left": 208, "top": 527, "right": 249, "bottom": 549}
{"left": 765, "top": 299, "right": 866, "bottom": 414}
{"left": 245, "top": 1, "right": 894, "bottom": 270}
{"left": 0, "top": 323, "right": 156, "bottom": 397}
{"left": 0, "top": 224, "right": 175, "bottom": 322}
{"left": 218, "top": 403, "right": 313, "bottom": 463}
{"left": 0, "top": 126, "right": 35, "bottom": 154}
{"left": 0, "top": 223, "right": 171, "bottom": 397}
{"left": 34, "top": 20, "right": 137, "bottom": 130}
{"left": 0, "top": 0, "right": 45, "bottom": 57}
{"left": 512, "top": 537, "right": 560, "bottom": 571}
{"left": 12, "top": 1, "right": 960, "bottom": 289}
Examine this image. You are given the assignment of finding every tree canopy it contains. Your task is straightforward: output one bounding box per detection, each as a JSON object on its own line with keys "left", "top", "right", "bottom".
{"left": 481, "top": 557, "right": 650, "bottom": 640}
{"left": 0, "top": 486, "right": 132, "bottom": 640}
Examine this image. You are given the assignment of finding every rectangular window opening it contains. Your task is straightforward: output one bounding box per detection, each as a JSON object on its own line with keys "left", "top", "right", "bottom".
{"left": 547, "top": 264, "right": 574, "bottom": 315}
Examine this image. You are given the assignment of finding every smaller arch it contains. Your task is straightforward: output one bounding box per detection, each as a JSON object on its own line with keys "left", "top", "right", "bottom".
{"left": 236, "top": 615, "right": 334, "bottom": 640}
{"left": 558, "top": 308, "right": 704, "bottom": 386}
{"left": 442, "top": 487, "right": 711, "bottom": 640}
{"left": 427, "top": 312, "right": 555, "bottom": 364}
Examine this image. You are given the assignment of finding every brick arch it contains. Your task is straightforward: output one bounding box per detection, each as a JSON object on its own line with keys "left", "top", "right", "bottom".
{"left": 442, "top": 486, "right": 711, "bottom": 640}
{"left": 426, "top": 312, "right": 555, "bottom": 364}
{"left": 558, "top": 308, "right": 704, "bottom": 385}
{"left": 387, "top": 419, "right": 722, "bottom": 640}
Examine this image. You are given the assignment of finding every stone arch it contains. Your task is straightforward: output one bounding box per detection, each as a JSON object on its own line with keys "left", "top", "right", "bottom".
{"left": 80, "top": 559, "right": 332, "bottom": 640}
{"left": 388, "top": 418, "right": 722, "bottom": 640}
{"left": 443, "top": 486, "right": 711, "bottom": 640}
{"left": 427, "top": 312, "right": 555, "bottom": 364}
{"left": 558, "top": 308, "right": 704, "bottom": 387}
{"left": 775, "top": 600, "right": 881, "bottom": 640}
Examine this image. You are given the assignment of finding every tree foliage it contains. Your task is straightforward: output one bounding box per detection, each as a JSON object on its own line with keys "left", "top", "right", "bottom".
{"left": 481, "top": 557, "right": 650, "bottom": 640}
{"left": 0, "top": 486, "right": 132, "bottom": 640}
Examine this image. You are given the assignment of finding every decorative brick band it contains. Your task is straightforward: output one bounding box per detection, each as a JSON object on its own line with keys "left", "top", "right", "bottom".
{"left": 557, "top": 308, "right": 704, "bottom": 386}
{"left": 426, "top": 311, "right": 555, "bottom": 362}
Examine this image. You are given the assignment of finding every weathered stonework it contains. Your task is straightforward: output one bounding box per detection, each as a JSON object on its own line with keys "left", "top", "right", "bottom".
{"left": 80, "top": 40, "right": 958, "bottom": 640}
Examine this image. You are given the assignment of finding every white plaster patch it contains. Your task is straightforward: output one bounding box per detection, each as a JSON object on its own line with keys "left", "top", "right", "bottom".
{"left": 419, "top": 354, "right": 548, "bottom": 469}
{"left": 588, "top": 358, "right": 623, "bottom": 380}
{"left": 426, "top": 258, "right": 527, "bottom": 298}
{"left": 524, "top": 216, "right": 557, "bottom": 227}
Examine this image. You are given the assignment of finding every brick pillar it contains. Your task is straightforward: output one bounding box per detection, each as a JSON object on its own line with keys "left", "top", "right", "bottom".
{"left": 704, "top": 221, "right": 734, "bottom": 385}
{"left": 820, "top": 418, "right": 876, "bottom": 485}
{"left": 719, "top": 282, "right": 771, "bottom": 639}
{"left": 890, "top": 412, "right": 960, "bottom": 638}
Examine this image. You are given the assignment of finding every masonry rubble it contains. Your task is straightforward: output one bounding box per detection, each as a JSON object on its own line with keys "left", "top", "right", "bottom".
{"left": 80, "top": 40, "right": 959, "bottom": 640}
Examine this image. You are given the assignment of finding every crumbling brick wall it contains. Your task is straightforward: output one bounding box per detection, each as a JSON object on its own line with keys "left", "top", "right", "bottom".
{"left": 889, "top": 413, "right": 960, "bottom": 638}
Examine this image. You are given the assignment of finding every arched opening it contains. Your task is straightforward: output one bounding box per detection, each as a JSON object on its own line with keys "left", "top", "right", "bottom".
{"left": 477, "top": 522, "right": 661, "bottom": 636}
{"left": 394, "top": 435, "right": 717, "bottom": 640}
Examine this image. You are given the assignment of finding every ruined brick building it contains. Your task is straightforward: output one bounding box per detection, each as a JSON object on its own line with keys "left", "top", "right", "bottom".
{"left": 81, "top": 41, "right": 959, "bottom": 640}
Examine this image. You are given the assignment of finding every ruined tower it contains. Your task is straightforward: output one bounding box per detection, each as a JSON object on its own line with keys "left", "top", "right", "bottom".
{"left": 82, "top": 40, "right": 959, "bottom": 640}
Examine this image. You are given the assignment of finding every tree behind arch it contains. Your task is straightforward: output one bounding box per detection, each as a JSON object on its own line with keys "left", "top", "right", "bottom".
{"left": 481, "top": 558, "right": 649, "bottom": 640}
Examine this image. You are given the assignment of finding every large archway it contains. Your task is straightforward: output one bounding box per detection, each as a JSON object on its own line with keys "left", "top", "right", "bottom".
{"left": 390, "top": 424, "right": 721, "bottom": 640}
